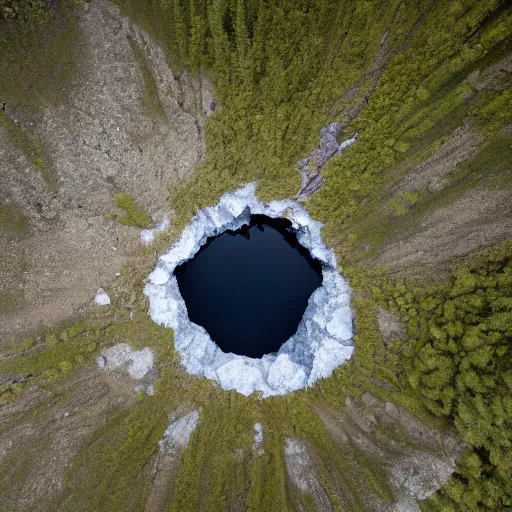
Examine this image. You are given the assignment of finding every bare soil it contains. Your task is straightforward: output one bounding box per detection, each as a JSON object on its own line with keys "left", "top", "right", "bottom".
{"left": 0, "top": 0, "right": 212, "bottom": 343}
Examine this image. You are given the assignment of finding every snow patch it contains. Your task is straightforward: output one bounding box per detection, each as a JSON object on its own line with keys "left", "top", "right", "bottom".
{"left": 99, "top": 343, "right": 154, "bottom": 379}
{"left": 254, "top": 423, "right": 263, "bottom": 447}
{"left": 144, "top": 183, "right": 354, "bottom": 397}
{"left": 159, "top": 410, "right": 200, "bottom": 454}
{"left": 253, "top": 423, "right": 264, "bottom": 456}
{"left": 338, "top": 133, "right": 358, "bottom": 151}
{"left": 94, "top": 288, "right": 110, "bottom": 306}
{"left": 140, "top": 215, "right": 169, "bottom": 245}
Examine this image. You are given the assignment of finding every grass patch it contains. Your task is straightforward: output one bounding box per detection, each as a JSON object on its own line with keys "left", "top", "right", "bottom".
{"left": 0, "top": 320, "right": 100, "bottom": 404}
{"left": 0, "top": 0, "right": 82, "bottom": 113}
{"left": 127, "top": 34, "right": 167, "bottom": 120}
{"left": 0, "top": 204, "right": 28, "bottom": 238}
{"left": 108, "top": 193, "right": 152, "bottom": 228}
{"left": 0, "top": 111, "right": 57, "bottom": 188}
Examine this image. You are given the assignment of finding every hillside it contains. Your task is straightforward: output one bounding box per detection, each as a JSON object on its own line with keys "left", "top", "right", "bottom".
{"left": 0, "top": 1, "right": 511, "bottom": 510}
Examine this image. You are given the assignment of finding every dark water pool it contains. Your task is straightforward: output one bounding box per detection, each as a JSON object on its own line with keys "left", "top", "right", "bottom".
{"left": 175, "top": 215, "right": 323, "bottom": 358}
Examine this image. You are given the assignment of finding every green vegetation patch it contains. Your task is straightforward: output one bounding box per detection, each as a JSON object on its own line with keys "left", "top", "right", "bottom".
{"left": 0, "top": 0, "right": 45, "bottom": 21}
{"left": 0, "top": 204, "right": 28, "bottom": 237}
{"left": 127, "top": 34, "right": 167, "bottom": 120}
{"left": 108, "top": 193, "right": 152, "bottom": 228}
{"left": 0, "top": 0, "right": 82, "bottom": 113}
{"left": 398, "top": 241, "right": 512, "bottom": 510}
{"left": 0, "top": 320, "right": 99, "bottom": 404}
{"left": 0, "top": 111, "right": 57, "bottom": 188}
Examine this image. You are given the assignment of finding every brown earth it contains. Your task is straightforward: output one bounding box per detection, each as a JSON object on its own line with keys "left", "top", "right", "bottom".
{"left": 0, "top": 0, "right": 212, "bottom": 343}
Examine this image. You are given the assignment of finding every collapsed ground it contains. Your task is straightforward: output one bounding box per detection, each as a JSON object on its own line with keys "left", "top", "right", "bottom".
{"left": 0, "top": 0, "right": 511, "bottom": 511}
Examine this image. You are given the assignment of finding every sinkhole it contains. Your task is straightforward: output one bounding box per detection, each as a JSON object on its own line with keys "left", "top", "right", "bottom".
{"left": 174, "top": 215, "right": 323, "bottom": 358}
{"left": 144, "top": 183, "right": 354, "bottom": 397}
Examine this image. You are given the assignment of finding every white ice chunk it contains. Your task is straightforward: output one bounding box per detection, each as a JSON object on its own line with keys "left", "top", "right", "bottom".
{"left": 148, "top": 267, "right": 169, "bottom": 285}
{"left": 254, "top": 423, "right": 263, "bottom": 447}
{"left": 308, "top": 340, "right": 354, "bottom": 385}
{"left": 253, "top": 423, "right": 264, "bottom": 455}
{"left": 266, "top": 354, "right": 308, "bottom": 394}
{"left": 94, "top": 288, "right": 111, "bottom": 306}
{"left": 216, "top": 359, "right": 273, "bottom": 397}
{"left": 338, "top": 133, "right": 358, "bottom": 151}
{"left": 326, "top": 307, "right": 353, "bottom": 341}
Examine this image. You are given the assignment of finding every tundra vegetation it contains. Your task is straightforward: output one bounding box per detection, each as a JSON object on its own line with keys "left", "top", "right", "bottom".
{"left": 0, "top": 0, "right": 511, "bottom": 511}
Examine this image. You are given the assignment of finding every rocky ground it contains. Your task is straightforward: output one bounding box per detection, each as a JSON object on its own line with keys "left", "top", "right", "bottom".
{"left": 0, "top": 0, "right": 212, "bottom": 342}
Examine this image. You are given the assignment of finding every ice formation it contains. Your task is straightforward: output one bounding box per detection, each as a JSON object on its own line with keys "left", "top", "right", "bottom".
{"left": 144, "top": 183, "right": 354, "bottom": 397}
{"left": 94, "top": 288, "right": 111, "bottom": 306}
{"left": 140, "top": 215, "right": 170, "bottom": 244}
{"left": 253, "top": 423, "right": 264, "bottom": 456}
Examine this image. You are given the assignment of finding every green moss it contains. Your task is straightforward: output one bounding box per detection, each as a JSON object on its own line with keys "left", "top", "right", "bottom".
{"left": 0, "top": 0, "right": 45, "bottom": 21}
{"left": 0, "top": 290, "right": 23, "bottom": 315}
{"left": 21, "top": 337, "right": 33, "bottom": 350}
{"left": 109, "top": 193, "right": 151, "bottom": 228}
{"left": 0, "top": 320, "right": 100, "bottom": 392}
{"left": 43, "top": 368, "right": 59, "bottom": 381}
{"left": 0, "top": 0, "right": 82, "bottom": 113}
{"left": 400, "top": 242, "right": 512, "bottom": 510}
{"left": 0, "top": 111, "right": 57, "bottom": 188}
{"left": 127, "top": 34, "right": 167, "bottom": 120}
{"left": 389, "top": 191, "right": 419, "bottom": 216}
{"left": 475, "top": 88, "right": 512, "bottom": 136}
{"left": 0, "top": 204, "right": 28, "bottom": 237}
{"left": 58, "top": 360, "right": 73, "bottom": 374}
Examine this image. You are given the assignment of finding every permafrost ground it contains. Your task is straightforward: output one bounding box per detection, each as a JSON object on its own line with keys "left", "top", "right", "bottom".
{"left": 145, "top": 184, "right": 354, "bottom": 397}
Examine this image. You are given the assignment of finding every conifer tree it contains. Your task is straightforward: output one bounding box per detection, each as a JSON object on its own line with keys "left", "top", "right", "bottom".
{"left": 172, "top": 0, "right": 189, "bottom": 65}
{"left": 207, "top": 0, "right": 232, "bottom": 90}
{"left": 188, "top": 0, "right": 206, "bottom": 70}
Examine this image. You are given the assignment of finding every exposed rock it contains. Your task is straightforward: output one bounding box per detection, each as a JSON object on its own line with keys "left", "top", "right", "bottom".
{"left": 0, "top": 367, "right": 136, "bottom": 510}
{"left": 159, "top": 410, "right": 200, "bottom": 455}
{"left": 392, "top": 121, "right": 484, "bottom": 196}
{"left": 377, "top": 307, "right": 404, "bottom": 342}
{"left": 99, "top": 343, "right": 154, "bottom": 380}
{"left": 0, "top": 0, "right": 211, "bottom": 342}
{"left": 374, "top": 187, "right": 512, "bottom": 278}
{"left": 314, "top": 393, "right": 466, "bottom": 511}
{"left": 253, "top": 423, "right": 264, "bottom": 456}
{"left": 390, "top": 450, "right": 457, "bottom": 501}
{"left": 145, "top": 409, "right": 200, "bottom": 512}
{"left": 284, "top": 438, "right": 332, "bottom": 512}
{"left": 296, "top": 122, "right": 358, "bottom": 199}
